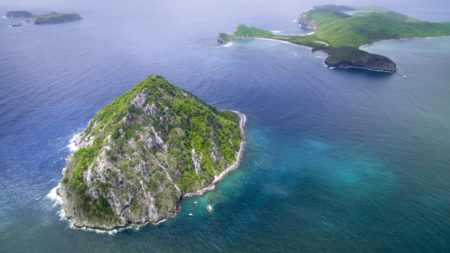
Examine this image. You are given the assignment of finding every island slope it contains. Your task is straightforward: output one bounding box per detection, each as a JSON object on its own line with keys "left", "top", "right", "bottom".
{"left": 57, "top": 75, "right": 245, "bottom": 230}
{"left": 219, "top": 5, "right": 450, "bottom": 73}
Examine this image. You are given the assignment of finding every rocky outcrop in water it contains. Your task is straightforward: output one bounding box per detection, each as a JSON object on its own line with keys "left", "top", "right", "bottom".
{"left": 297, "top": 13, "right": 317, "bottom": 30}
{"left": 325, "top": 52, "right": 397, "bottom": 73}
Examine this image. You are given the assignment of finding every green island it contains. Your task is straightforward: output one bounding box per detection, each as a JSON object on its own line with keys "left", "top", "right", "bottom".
{"left": 33, "top": 12, "right": 82, "bottom": 25}
{"left": 218, "top": 5, "right": 450, "bottom": 73}
{"left": 57, "top": 75, "right": 245, "bottom": 230}
{"left": 6, "top": 11, "right": 34, "bottom": 18}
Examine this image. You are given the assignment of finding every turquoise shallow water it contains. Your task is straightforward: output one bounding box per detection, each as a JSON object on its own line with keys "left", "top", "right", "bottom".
{"left": 1, "top": 0, "right": 450, "bottom": 252}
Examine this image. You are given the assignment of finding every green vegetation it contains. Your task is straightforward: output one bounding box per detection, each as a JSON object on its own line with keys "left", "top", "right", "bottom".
{"left": 218, "top": 33, "right": 233, "bottom": 42}
{"left": 220, "top": 5, "right": 450, "bottom": 72}
{"left": 234, "top": 24, "right": 274, "bottom": 38}
{"left": 324, "top": 47, "right": 368, "bottom": 64}
{"left": 311, "top": 9, "right": 450, "bottom": 48}
{"left": 278, "top": 35, "right": 329, "bottom": 50}
{"left": 6, "top": 11, "right": 34, "bottom": 18}
{"left": 70, "top": 137, "right": 103, "bottom": 191}
{"left": 34, "top": 12, "right": 82, "bottom": 25}
{"left": 60, "top": 75, "right": 243, "bottom": 229}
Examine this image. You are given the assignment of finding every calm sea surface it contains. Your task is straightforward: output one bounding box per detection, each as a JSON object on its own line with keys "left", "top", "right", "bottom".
{"left": 1, "top": 0, "right": 449, "bottom": 252}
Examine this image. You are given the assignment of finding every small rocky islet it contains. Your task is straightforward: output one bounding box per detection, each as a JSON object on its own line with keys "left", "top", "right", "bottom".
{"left": 33, "top": 12, "right": 82, "bottom": 25}
{"left": 6, "top": 11, "right": 34, "bottom": 18}
{"left": 56, "top": 75, "right": 245, "bottom": 230}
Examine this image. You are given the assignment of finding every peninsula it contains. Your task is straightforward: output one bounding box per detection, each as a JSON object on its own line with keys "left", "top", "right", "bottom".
{"left": 56, "top": 75, "right": 245, "bottom": 230}
{"left": 33, "top": 12, "right": 82, "bottom": 25}
{"left": 218, "top": 5, "right": 450, "bottom": 73}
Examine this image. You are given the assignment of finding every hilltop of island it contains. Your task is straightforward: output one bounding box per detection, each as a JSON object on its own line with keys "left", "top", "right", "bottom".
{"left": 56, "top": 75, "right": 245, "bottom": 230}
{"left": 33, "top": 12, "right": 82, "bottom": 25}
{"left": 218, "top": 5, "right": 450, "bottom": 73}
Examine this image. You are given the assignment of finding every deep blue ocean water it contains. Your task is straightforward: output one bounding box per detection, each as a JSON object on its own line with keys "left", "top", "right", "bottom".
{"left": 1, "top": 0, "right": 450, "bottom": 252}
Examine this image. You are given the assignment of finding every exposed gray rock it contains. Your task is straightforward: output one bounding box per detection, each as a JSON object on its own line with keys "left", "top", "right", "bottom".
{"left": 122, "top": 114, "right": 133, "bottom": 128}
{"left": 191, "top": 149, "right": 202, "bottom": 175}
{"left": 144, "top": 102, "right": 158, "bottom": 119}
{"left": 131, "top": 93, "right": 148, "bottom": 109}
{"left": 57, "top": 76, "right": 245, "bottom": 231}
{"left": 298, "top": 13, "right": 318, "bottom": 30}
{"left": 151, "top": 126, "right": 168, "bottom": 152}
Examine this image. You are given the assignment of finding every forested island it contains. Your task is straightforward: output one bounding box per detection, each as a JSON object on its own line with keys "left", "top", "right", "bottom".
{"left": 5, "top": 11, "right": 82, "bottom": 25}
{"left": 219, "top": 5, "right": 450, "bottom": 73}
{"left": 56, "top": 75, "right": 245, "bottom": 230}
{"left": 6, "top": 11, "right": 34, "bottom": 18}
{"left": 33, "top": 12, "right": 82, "bottom": 25}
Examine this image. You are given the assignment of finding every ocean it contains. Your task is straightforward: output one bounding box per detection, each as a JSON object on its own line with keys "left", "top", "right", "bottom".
{"left": 0, "top": 0, "right": 449, "bottom": 252}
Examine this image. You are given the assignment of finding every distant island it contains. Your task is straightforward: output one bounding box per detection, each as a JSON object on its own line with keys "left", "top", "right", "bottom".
{"left": 5, "top": 11, "right": 82, "bottom": 26}
{"left": 218, "top": 5, "right": 450, "bottom": 73}
{"left": 33, "top": 12, "right": 82, "bottom": 25}
{"left": 55, "top": 75, "right": 245, "bottom": 230}
{"left": 6, "top": 11, "right": 34, "bottom": 18}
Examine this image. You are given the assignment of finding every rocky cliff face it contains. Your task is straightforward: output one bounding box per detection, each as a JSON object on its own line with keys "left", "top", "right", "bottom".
{"left": 57, "top": 75, "right": 244, "bottom": 230}
{"left": 297, "top": 13, "right": 318, "bottom": 30}
{"left": 217, "top": 33, "right": 232, "bottom": 43}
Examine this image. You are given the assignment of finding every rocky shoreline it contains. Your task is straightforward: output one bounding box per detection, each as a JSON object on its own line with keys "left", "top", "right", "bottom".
{"left": 219, "top": 34, "right": 396, "bottom": 73}
{"left": 52, "top": 110, "right": 246, "bottom": 232}
{"left": 324, "top": 52, "right": 396, "bottom": 73}
{"left": 183, "top": 111, "right": 246, "bottom": 198}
